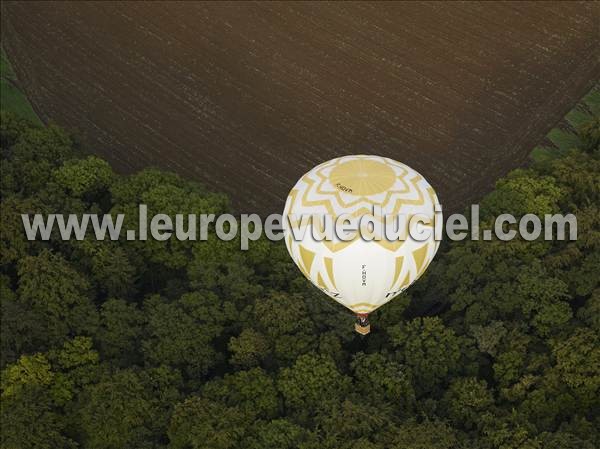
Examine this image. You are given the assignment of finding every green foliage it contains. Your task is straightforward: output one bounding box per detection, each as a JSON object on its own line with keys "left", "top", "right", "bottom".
{"left": 388, "top": 419, "right": 460, "bottom": 449}
{"left": 53, "top": 156, "right": 114, "bottom": 199}
{"left": 553, "top": 328, "right": 600, "bottom": 395}
{"left": 141, "top": 294, "right": 226, "bottom": 379}
{"left": 470, "top": 321, "right": 507, "bottom": 356}
{"left": 1, "top": 111, "right": 598, "bottom": 448}
{"left": 0, "top": 110, "right": 38, "bottom": 149}
{"left": 245, "top": 419, "right": 314, "bottom": 449}
{"left": 228, "top": 328, "right": 270, "bottom": 369}
{"left": 6, "top": 124, "right": 75, "bottom": 194}
{"left": 71, "top": 239, "right": 137, "bottom": 298}
{"left": 388, "top": 317, "right": 462, "bottom": 393}
{"left": 74, "top": 369, "right": 156, "bottom": 449}
{"left": 1, "top": 353, "right": 53, "bottom": 399}
{"left": 577, "top": 289, "right": 600, "bottom": 331}
{"left": 201, "top": 368, "right": 279, "bottom": 419}
{"left": 168, "top": 397, "right": 249, "bottom": 449}
{"left": 579, "top": 116, "right": 600, "bottom": 155}
{"left": 0, "top": 195, "right": 48, "bottom": 268}
{"left": 1, "top": 387, "right": 76, "bottom": 449}
{"left": 314, "top": 399, "right": 396, "bottom": 449}
{"left": 0, "top": 274, "right": 35, "bottom": 366}
{"left": 442, "top": 377, "right": 494, "bottom": 430}
{"left": 481, "top": 170, "right": 564, "bottom": 217}
{"left": 111, "top": 168, "right": 228, "bottom": 271}
{"left": 351, "top": 352, "right": 415, "bottom": 414}
{"left": 187, "top": 237, "right": 262, "bottom": 301}
{"left": 278, "top": 353, "right": 351, "bottom": 411}
{"left": 16, "top": 249, "right": 98, "bottom": 347}
{"left": 95, "top": 298, "right": 144, "bottom": 365}
{"left": 253, "top": 291, "right": 318, "bottom": 363}
{"left": 0, "top": 49, "right": 42, "bottom": 125}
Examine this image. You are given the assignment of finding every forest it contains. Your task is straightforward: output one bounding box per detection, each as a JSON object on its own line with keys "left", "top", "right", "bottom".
{"left": 0, "top": 110, "right": 599, "bottom": 449}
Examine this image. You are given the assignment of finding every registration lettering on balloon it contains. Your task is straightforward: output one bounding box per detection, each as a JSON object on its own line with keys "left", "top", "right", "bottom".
{"left": 335, "top": 183, "right": 353, "bottom": 194}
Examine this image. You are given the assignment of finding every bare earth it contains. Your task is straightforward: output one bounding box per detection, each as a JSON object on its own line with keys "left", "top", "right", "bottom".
{"left": 2, "top": 2, "right": 599, "bottom": 213}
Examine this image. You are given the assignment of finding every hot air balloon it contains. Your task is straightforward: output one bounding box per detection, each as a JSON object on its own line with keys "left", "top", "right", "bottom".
{"left": 282, "top": 155, "right": 441, "bottom": 335}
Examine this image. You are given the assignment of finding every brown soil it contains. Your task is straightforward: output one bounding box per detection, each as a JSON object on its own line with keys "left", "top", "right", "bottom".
{"left": 2, "top": 2, "right": 598, "bottom": 214}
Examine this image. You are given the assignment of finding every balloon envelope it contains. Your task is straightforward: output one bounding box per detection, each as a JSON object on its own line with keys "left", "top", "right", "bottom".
{"left": 282, "top": 155, "right": 441, "bottom": 315}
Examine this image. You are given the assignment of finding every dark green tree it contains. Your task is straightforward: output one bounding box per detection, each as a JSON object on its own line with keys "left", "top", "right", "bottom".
{"left": 388, "top": 317, "right": 462, "bottom": 394}
{"left": 16, "top": 250, "right": 98, "bottom": 348}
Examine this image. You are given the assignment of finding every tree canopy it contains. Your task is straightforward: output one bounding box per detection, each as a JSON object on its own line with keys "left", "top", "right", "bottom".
{"left": 0, "top": 110, "right": 598, "bottom": 448}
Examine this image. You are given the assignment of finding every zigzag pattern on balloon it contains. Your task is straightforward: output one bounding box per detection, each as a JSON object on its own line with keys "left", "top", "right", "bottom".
{"left": 285, "top": 155, "right": 438, "bottom": 253}
{"left": 284, "top": 238, "right": 438, "bottom": 313}
{"left": 283, "top": 155, "right": 441, "bottom": 315}
{"left": 288, "top": 155, "right": 431, "bottom": 216}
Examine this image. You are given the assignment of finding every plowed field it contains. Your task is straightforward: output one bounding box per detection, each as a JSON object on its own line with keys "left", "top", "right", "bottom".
{"left": 2, "top": 2, "right": 598, "bottom": 213}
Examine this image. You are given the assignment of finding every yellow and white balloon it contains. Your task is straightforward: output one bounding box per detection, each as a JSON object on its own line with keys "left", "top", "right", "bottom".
{"left": 282, "top": 155, "right": 441, "bottom": 333}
